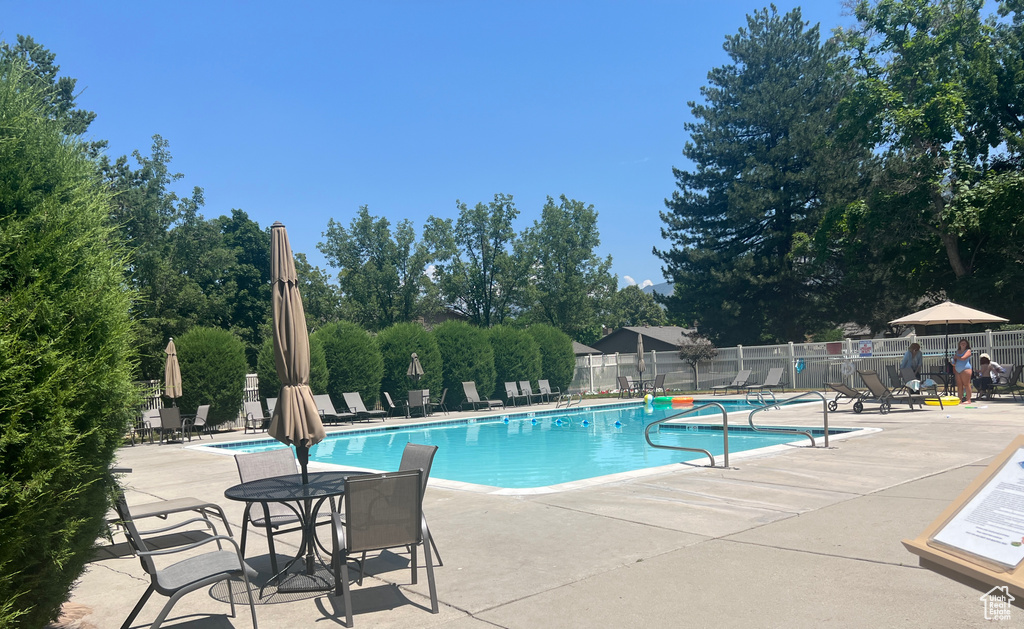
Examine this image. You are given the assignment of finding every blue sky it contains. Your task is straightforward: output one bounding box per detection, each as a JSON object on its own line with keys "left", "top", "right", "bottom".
{"left": 1, "top": 0, "right": 851, "bottom": 288}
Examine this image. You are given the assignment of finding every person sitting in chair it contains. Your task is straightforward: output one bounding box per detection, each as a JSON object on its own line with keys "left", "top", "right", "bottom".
{"left": 973, "top": 353, "right": 1004, "bottom": 400}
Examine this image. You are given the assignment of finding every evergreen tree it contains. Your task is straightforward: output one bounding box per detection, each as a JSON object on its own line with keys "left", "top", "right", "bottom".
{"left": 657, "top": 7, "right": 865, "bottom": 345}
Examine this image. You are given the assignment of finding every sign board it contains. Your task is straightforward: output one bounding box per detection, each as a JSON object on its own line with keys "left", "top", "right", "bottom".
{"left": 858, "top": 340, "right": 873, "bottom": 357}
{"left": 904, "top": 436, "right": 1024, "bottom": 597}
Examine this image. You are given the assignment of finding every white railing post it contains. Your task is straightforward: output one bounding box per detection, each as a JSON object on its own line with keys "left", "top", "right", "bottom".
{"left": 589, "top": 354, "right": 595, "bottom": 394}
{"left": 737, "top": 344, "right": 744, "bottom": 371}
{"left": 986, "top": 328, "right": 994, "bottom": 357}
{"left": 788, "top": 342, "right": 796, "bottom": 390}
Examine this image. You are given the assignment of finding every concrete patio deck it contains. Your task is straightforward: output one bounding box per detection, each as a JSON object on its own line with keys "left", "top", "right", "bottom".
{"left": 62, "top": 395, "right": 1024, "bottom": 628}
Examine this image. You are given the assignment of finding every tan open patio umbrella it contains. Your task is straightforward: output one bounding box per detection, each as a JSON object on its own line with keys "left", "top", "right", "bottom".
{"left": 407, "top": 352, "right": 424, "bottom": 384}
{"left": 889, "top": 300, "right": 1008, "bottom": 364}
{"left": 268, "top": 221, "right": 325, "bottom": 483}
{"left": 163, "top": 338, "right": 182, "bottom": 406}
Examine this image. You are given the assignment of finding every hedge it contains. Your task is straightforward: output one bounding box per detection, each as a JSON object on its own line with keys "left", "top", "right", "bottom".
{"left": 433, "top": 320, "right": 496, "bottom": 408}
{"left": 527, "top": 324, "right": 576, "bottom": 393}
{"left": 488, "top": 325, "right": 542, "bottom": 401}
{"left": 377, "top": 323, "right": 443, "bottom": 406}
{"left": 0, "top": 63, "right": 139, "bottom": 628}
{"left": 176, "top": 327, "right": 248, "bottom": 425}
{"left": 311, "top": 321, "right": 383, "bottom": 408}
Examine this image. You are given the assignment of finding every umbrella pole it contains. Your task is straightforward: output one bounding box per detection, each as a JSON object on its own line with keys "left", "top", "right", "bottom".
{"left": 296, "top": 443, "right": 310, "bottom": 485}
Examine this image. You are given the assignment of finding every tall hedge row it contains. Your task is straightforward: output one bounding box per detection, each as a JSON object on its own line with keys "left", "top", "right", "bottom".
{"left": 527, "top": 324, "right": 576, "bottom": 393}
{"left": 311, "top": 321, "right": 383, "bottom": 407}
{"left": 488, "top": 325, "right": 542, "bottom": 400}
{"left": 0, "top": 64, "right": 139, "bottom": 628}
{"left": 433, "top": 320, "right": 496, "bottom": 408}
{"left": 176, "top": 327, "right": 248, "bottom": 424}
{"left": 377, "top": 322, "right": 442, "bottom": 405}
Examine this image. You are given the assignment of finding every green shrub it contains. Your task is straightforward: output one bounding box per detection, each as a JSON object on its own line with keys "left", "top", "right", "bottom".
{"left": 433, "top": 320, "right": 496, "bottom": 407}
{"left": 311, "top": 321, "right": 383, "bottom": 407}
{"left": 527, "top": 324, "right": 576, "bottom": 392}
{"left": 257, "top": 334, "right": 328, "bottom": 400}
{"left": 176, "top": 327, "right": 247, "bottom": 425}
{"left": 488, "top": 325, "right": 542, "bottom": 399}
{"left": 0, "top": 63, "right": 138, "bottom": 628}
{"left": 377, "top": 323, "right": 442, "bottom": 404}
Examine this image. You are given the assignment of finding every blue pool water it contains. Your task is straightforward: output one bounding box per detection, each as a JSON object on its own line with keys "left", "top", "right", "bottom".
{"left": 210, "top": 402, "right": 855, "bottom": 489}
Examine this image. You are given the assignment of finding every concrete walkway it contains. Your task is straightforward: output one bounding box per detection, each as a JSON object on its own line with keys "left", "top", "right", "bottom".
{"left": 62, "top": 396, "right": 1024, "bottom": 628}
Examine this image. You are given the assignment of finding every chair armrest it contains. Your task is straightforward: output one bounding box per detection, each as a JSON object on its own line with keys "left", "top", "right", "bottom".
{"left": 121, "top": 515, "right": 218, "bottom": 537}
{"left": 137, "top": 533, "right": 242, "bottom": 558}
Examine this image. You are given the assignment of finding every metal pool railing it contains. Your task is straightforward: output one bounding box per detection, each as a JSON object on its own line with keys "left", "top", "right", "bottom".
{"left": 746, "top": 391, "right": 831, "bottom": 448}
{"left": 644, "top": 402, "right": 730, "bottom": 468}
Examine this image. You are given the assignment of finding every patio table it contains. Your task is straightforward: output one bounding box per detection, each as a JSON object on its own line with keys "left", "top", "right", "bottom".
{"left": 224, "top": 470, "right": 366, "bottom": 593}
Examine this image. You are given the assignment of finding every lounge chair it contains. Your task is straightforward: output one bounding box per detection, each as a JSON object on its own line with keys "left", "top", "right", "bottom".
{"left": 343, "top": 392, "right": 387, "bottom": 422}
{"left": 616, "top": 376, "right": 638, "bottom": 399}
{"left": 462, "top": 381, "right": 504, "bottom": 411}
{"left": 884, "top": 364, "right": 906, "bottom": 392}
{"left": 710, "top": 369, "right": 751, "bottom": 396}
{"left": 900, "top": 367, "right": 939, "bottom": 397}
{"left": 505, "top": 381, "right": 530, "bottom": 406}
{"left": 182, "top": 404, "right": 210, "bottom": 441}
{"left": 243, "top": 401, "right": 268, "bottom": 433}
{"left": 825, "top": 382, "right": 867, "bottom": 412}
{"left": 234, "top": 449, "right": 305, "bottom": 579}
{"left": 267, "top": 397, "right": 278, "bottom": 417}
{"left": 857, "top": 369, "right": 942, "bottom": 413}
{"left": 430, "top": 388, "right": 449, "bottom": 415}
{"left": 745, "top": 368, "right": 786, "bottom": 397}
{"left": 312, "top": 394, "right": 355, "bottom": 424}
{"left": 538, "top": 379, "right": 560, "bottom": 402}
{"left": 330, "top": 470, "right": 438, "bottom": 626}
{"left": 114, "top": 492, "right": 258, "bottom": 629}
{"left": 519, "top": 380, "right": 543, "bottom": 404}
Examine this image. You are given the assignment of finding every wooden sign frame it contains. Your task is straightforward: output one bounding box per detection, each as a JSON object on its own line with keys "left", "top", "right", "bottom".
{"left": 903, "top": 435, "right": 1024, "bottom": 597}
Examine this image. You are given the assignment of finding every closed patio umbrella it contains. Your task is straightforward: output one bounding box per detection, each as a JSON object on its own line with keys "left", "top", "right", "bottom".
{"left": 163, "top": 338, "right": 182, "bottom": 406}
{"left": 636, "top": 334, "right": 646, "bottom": 393}
{"left": 407, "top": 352, "right": 424, "bottom": 384}
{"left": 267, "top": 222, "right": 325, "bottom": 484}
{"left": 889, "top": 301, "right": 1008, "bottom": 364}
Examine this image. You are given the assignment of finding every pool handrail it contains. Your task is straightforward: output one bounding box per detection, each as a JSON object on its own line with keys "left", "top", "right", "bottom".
{"left": 555, "top": 393, "right": 582, "bottom": 408}
{"left": 746, "top": 390, "right": 830, "bottom": 448}
{"left": 644, "top": 402, "right": 730, "bottom": 468}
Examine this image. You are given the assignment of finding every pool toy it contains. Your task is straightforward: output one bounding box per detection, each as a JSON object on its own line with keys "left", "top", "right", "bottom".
{"left": 644, "top": 394, "right": 653, "bottom": 404}
{"left": 671, "top": 396, "right": 694, "bottom": 405}
{"left": 924, "top": 396, "right": 959, "bottom": 406}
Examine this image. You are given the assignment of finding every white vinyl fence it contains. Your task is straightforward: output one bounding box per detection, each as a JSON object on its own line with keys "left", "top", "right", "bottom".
{"left": 569, "top": 329, "right": 1024, "bottom": 394}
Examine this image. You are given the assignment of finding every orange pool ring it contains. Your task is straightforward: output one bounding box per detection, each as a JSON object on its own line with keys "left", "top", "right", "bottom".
{"left": 671, "top": 396, "right": 694, "bottom": 405}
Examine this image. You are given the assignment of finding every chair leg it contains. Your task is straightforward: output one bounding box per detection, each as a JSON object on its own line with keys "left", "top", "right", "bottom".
{"left": 121, "top": 584, "right": 154, "bottom": 629}
{"left": 421, "top": 532, "right": 439, "bottom": 614}
{"left": 338, "top": 558, "right": 354, "bottom": 627}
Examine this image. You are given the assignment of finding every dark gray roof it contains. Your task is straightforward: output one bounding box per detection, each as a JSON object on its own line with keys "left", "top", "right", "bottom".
{"left": 573, "top": 341, "right": 601, "bottom": 355}
{"left": 622, "top": 326, "right": 695, "bottom": 345}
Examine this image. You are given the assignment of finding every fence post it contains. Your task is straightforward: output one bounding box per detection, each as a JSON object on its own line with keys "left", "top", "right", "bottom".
{"left": 737, "top": 344, "right": 744, "bottom": 371}
{"left": 588, "top": 354, "right": 594, "bottom": 394}
{"left": 615, "top": 352, "right": 620, "bottom": 381}
{"left": 651, "top": 350, "right": 657, "bottom": 380}
{"left": 788, "top": 342, "right": 796, "bottom": 390}
{"left": 986, "top": 328, "right": 994, "bottom": 357}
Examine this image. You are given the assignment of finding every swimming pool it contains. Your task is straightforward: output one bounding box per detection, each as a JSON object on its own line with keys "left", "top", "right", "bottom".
{"left": 204, "top": 401, "right": 867, "bottom": 492}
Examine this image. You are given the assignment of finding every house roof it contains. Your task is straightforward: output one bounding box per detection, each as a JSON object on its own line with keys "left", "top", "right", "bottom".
{"left": 590, "top": 326, "right": 695, "bottom": 354}
{"left": 573, "top": 341, "right": 601, "bottom": 355}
